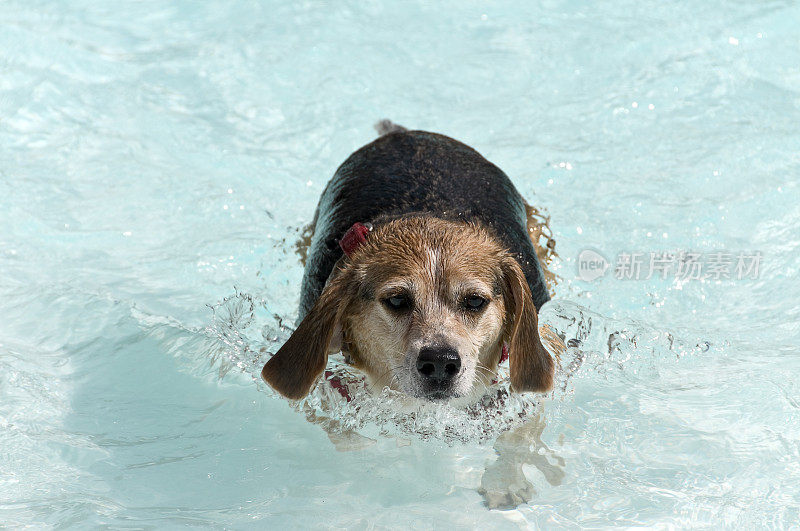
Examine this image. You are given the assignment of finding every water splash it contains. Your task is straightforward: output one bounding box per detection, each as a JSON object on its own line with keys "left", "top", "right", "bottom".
{"left": 540, "top": 299, "right": 726, "bottom": 385}
{"left": 196, "top": 291, "right": 723, "bottom": 447}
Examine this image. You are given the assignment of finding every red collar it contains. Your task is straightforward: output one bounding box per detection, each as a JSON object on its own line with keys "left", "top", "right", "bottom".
{"left": 339, "top": 222, "right": 372, "bottom": 257}
{"left": 324, "top": 370, "right": 353, "bottom": 401}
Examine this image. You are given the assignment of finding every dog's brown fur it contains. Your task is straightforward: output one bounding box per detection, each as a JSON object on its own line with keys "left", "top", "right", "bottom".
{"left": 296, "top": 202, "right": 559, "bottom": 292}
{"left": 263, "top": 217, "right": 553, "bottom": 400}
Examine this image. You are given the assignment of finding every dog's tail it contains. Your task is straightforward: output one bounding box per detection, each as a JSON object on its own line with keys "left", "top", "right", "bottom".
{"left": 374, "top": 119, "right": 408, "bottom": 136}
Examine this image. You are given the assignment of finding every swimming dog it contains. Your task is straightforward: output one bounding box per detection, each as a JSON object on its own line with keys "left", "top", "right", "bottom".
{"left": 262, "top": 121, "right": 555, "bottom": 403}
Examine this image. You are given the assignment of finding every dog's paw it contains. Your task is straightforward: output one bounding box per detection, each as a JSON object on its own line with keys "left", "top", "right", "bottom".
{"left": 478, "top": 459, "right": 536, "bottom": 509}
{"left": 326, "top": 428, "right": 376, "bottom": 452}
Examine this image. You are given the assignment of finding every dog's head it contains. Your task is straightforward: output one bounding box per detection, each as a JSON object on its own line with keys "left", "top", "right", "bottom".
{"left": 262, "top": 217, "right": 553, "bottom": 401}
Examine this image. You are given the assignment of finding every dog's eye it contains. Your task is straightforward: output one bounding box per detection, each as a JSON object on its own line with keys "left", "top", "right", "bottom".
{"left": 383, "top": 294, "right": 410, "bottom": 311}
{"left": 464, "top": 295, "right": 487, "bottom": 311}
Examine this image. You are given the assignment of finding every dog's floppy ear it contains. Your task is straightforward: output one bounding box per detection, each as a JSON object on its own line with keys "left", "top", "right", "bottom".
{"left": 501, "top": 256, "right": 554, "bottom": 393}
{"left": 261, "top": 272, "right": 352, "bottom": 400}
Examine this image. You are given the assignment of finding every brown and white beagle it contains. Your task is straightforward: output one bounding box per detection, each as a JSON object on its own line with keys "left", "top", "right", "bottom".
{"left": 262, "top": 121, "right": 555, "bottom": 403}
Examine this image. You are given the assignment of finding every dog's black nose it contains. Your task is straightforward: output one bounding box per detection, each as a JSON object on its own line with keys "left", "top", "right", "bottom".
{"left": 416, "top": 347, "right": 461, "bottom": 382}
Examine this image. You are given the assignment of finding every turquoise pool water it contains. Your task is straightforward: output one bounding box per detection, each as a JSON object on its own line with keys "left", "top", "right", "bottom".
{"left": 2, "top": 0, "right": 799, "bottom": 527}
